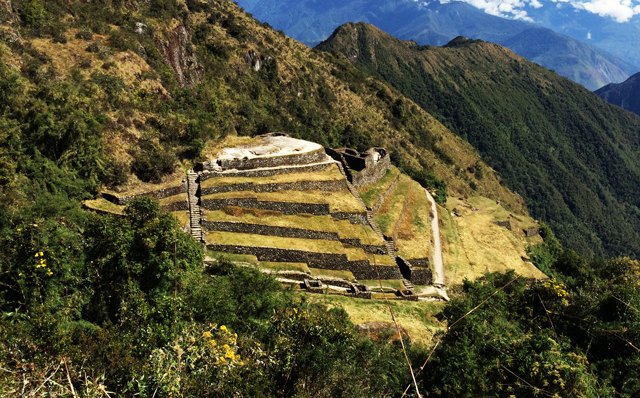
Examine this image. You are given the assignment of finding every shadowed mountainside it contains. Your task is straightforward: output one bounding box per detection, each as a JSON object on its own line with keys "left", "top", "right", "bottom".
{"left": 317, "top": 22, "right": 640, "bottom": 259}
{"left": 596, "top": 72, "right": 640, "bottom": 117}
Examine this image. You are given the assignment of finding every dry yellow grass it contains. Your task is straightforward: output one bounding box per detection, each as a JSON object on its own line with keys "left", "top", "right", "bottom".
{"left": 206, "top": 208, "right": 338, "bottom": 232}
{"left": 259, "top": 262, "right": 310, "bottom": 273}
{"left": 206, "top": 250, "right": 259, "bottom": 264}
{"left": 83, "top": 198, "right": 125, "bottom": 214}
{"left": 158, "top": 193, "right": 188, "bottom": 205}
{"left": 440, "top": 197, "right": 546, "bottom": 286}
{"left": 102, "top": 174, "right": 186, "bottom": 197}
{"left": 200, "top": 164, "right": 344, "bottom": 188}
{"left": 307, "top": 294, "right": 446, "bottom": 346}
{"left": 358, "top": 166, "right": 401, "bottom": 207}
{"left": 396, "top": 182, "right": 431, "bottom": 259}
{"left": 169, "top": 210, "right": 190, "bottom": 227}
{"left": 309, "top": 268, "right": 356, "bottom": 281}
{"left": 333, "top": 220, "right": 385, "bottom": 245}
{"left": 374, "top": 175, "right": 413, "bottom": 235}
{"left": 256, "top": 190, "right": 364, "bottom": 213}
{"left": 206, "top": 231, "right": 346, "bottom": 254}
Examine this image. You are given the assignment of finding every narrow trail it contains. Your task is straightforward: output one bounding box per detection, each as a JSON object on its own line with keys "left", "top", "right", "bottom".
{"left": 424, "top": 189, "right": 446, "bottom": 291}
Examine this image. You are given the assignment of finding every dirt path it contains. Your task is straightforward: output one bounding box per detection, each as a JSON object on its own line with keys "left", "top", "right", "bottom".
{"left": 425, "top": 189, "right": 445, "bottom": 288}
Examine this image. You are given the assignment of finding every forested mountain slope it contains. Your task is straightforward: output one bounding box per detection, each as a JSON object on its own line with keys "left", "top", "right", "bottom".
{"left": 0, "top": 0, "right": 524, "bottom": 224}
{"left": 317, "top": 22, "right": 640, "bottom": 259}
{"left": 596, "top": 72, "right": 640, "bottom": 117}
{"left": 237, "top": 0, "right": 638, "bottom": 90}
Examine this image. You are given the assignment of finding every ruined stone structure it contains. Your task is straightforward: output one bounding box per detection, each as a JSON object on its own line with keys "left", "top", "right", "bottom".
{"left": 326, "top": 147, "right": 391, "bottom": 189}
{"left": 94, "top": 133, "right": 436, "bottom": 296}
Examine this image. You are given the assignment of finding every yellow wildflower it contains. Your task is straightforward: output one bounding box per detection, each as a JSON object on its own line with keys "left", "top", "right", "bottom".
{"left": 220, "top": 325, "right": 227, "bottom": 332}
{"left": 35, "top": 253, "right": 39, "bottom": 258}
{"left": 39, "top": 252, "right": 43, "bottom": 256}
{"left": 225, "top": 350, "right": 235, "bottom": 360}
{"left": 202, "top": 331, "right": 212, "bottom": 339}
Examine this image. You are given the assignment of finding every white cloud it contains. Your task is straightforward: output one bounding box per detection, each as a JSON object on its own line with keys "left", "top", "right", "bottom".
{"left": 454, "top": 0, "right": 538, "bottom": 20}
{"left": 435, "top": 0, "right": 640, "bottom": 23}
{"left": 587, "top": 30, "right": 592, "bottom": 38}
{"left": 570, "top": 0, "right": 640, "bottom": 22}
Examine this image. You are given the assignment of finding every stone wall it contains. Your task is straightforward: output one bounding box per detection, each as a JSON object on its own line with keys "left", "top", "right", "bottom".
{"left": 348, "top": 260, "right": 403, "bottom": 280}
{"left": 371, "top": 173, "right": 400, "bottom": 215}
{"left": 206, "top": 244, "right": 403, "bottom": 280}
{"left": 103, "top": 183, "right": 187, "bottom": 205}
{"left": 338, "top": 238, "right": 387, "bottom": 254}
{"left": 352, "top": 155, "right": 391, "bottom": 189}
{"left": 199, "top": 161, "right": 333, "bottom": 181}
{"left": 201, "top": 197, "right": 331, "bottom": 215}
{"left": 406, "top": 258, "right": 430, "bottom": 268}
{"left": 200, "top": 179, "right": 348, "bottom": 196}
{"left": 161, "top": 200, "right": 189, "bottom": 212}
{"left": 330, "top": 211, "right": 368, "bottom": 225}
{"left": 203, "top": 221, "right": 340, "bottom": 241}
{"left": 492, "top": 220, "right": 513, "bottom": 231}
{"left": 525, "top": 227, "right": 540, "bottom": 237}
{"left": 198, "top": 148, "right": 326, "bottom": 171}
{"left": 341, "top": 152, "right": 367, "bottom": 171}
{"left": 410, "top": 267, "right": 432, "bottom": 285}
{"left": 206, "top": 244, "right": 350, "bottom": 270}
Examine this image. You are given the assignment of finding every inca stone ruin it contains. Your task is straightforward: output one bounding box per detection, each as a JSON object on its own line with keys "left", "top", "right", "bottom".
{"left": 87, "top": 133, "right": 438, "bottom": 299}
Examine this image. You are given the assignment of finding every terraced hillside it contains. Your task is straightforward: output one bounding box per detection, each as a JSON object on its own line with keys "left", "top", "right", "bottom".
{"left": 87, "top": 133, "right": 547, "bottom": 299}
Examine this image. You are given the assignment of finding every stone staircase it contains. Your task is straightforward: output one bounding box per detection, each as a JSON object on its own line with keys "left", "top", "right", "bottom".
{"left": 341, "top": 168, "right": 397, "bottom": 261}
{"left": 187, "top": 170, "right": 203, "bottom": 242}
{"left": 402, "top": 278, "right": 414, "bottom": 289}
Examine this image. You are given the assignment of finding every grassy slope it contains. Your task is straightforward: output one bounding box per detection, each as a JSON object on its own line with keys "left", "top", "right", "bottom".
{"left": 317, "top": 22, "right": 640, "bottom": 259}
{"left": 0, "top": 0, "right": 524, "bottom": 225}
{"left": 440, "top": 197, "right": 547, "bottom": 286}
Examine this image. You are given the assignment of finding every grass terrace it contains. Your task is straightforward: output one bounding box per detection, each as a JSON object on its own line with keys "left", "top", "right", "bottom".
{"left": 396, "top": 181, "right": 432, "bottom": 260}
{"left": 309, "top": 268, "right": 356, "bottom": 282}
{"left": 358, "top": 166, "right": 401, "bottom": 207}
{"left": 441, "top": 197, "right": 546, "bottom": 286}
{"left": 205, "top": 208, "right": 339, "bottom": 233}
{"left": 256, "top": 190, "right": 364, "bottom": 213}
{"left": 83, "top": 198, "right": 125, "bottom": 215}
{"left": 158, "top": 193, "right": 188, "bottom": 205}
{"left": 200, "top": 164, "right": 344, "bottom": 188}
{"left": 359, "top": 279, "right": 406, "bottom": 291}
{"left": 206, "top": 231, "right": 346, "bottom": 254}
{"left": 102, "top": 175, "right": 186, "bottom": 198}
{"left": 307, "top": 294, "right": 445, "bottom": 346}
{"left": 344, "top": 247, "right": 397, "bottom": 266}
{"left": 169, "top": 211, "right": 190, "bottom": 227}
{"left": 333, "top": 220, "right": 386, "bottom": 245}
{"left": 374, "top": 175, "right": 413, "bottom": 236}
{"left": 206, "top": 250, "right": 259, "bottom": 265}
{"left": 201, "top": 189, "right": 364, "bottom": 213}
{"left": 259, "top": 262, "right": 310, "bottom": 273}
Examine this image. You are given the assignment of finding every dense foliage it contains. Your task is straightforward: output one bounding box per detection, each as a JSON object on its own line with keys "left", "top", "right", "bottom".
{"left": 318, "top": 22, "right": 640, "bottom": 260}
{"left": 0, "top": 198, "right": 427, "bottom": 396}
{"left": 422, "top": 228, "right": 640, "bottom": 396}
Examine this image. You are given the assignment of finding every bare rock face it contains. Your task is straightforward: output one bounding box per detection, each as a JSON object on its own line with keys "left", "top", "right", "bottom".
{"left": 0, "top": 0, "right": 24, "bottom": 46}
{"left": 154, "top": 24, "right": 203, "bottom": 88}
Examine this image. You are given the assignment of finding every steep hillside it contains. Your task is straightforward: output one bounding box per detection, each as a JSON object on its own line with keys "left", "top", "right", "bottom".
{"left": 317, "top": 22, "right": 640, "bottom": 260}
{"left": 0, "top": 0, "right": 525, "bottom": 224}
{"left": 596, "top": 72, "right": 640, "bottom": 117}
{"left": 237, "top": 0, "right": 638, "bottom": 89}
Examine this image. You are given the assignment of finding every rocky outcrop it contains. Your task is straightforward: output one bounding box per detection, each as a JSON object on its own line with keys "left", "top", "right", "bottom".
{"left": 154, "top": 23, "right": 203, "bottom": 88}
{"left": 0, "top": 0, "right": 23, "bottom": 46}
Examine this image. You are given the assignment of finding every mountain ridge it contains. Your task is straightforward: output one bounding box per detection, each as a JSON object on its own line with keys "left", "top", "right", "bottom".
{"left": 317, "top": 22, "right": 640, "bottom": 259}
{"left": 238, "top": 0, "right": 639, "bottom": 90}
